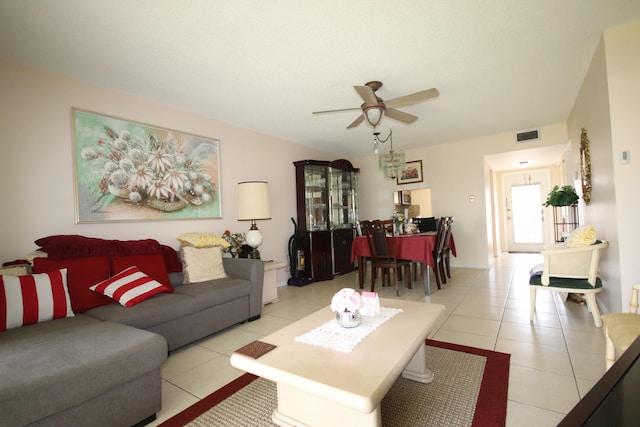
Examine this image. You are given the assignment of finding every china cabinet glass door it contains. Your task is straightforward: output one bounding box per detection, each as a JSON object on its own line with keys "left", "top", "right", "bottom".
{"left": 303, "top": 165, "right": 328, "bottom": 231}
{"left": 329, "top": 168, "right": 355, "bottom": 230}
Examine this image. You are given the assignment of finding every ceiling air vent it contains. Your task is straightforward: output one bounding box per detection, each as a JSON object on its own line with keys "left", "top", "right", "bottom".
{"left": 515, "top": 128, "right": 540, "bottom": 143}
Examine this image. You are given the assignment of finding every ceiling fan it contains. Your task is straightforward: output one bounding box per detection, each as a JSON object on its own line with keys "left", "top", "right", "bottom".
{"left": 312, "top": 81, "right": 439, "bottom": 129}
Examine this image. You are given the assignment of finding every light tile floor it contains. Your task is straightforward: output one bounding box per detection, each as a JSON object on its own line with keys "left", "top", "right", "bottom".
{"left": 149, "top": 253, "right": 606, "bottom": 426}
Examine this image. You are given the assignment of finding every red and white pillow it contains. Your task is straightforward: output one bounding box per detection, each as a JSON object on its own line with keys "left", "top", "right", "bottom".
{"left": 90, "top": 266, "right": 170, "bottom": 307}
{"left": 0, "top": 269, "right": 74, "bottom": 331}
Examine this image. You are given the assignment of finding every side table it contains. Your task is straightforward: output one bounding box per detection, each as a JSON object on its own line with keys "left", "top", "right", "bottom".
{"left": 263, "top": 261, "right": 287, "bottom": 305}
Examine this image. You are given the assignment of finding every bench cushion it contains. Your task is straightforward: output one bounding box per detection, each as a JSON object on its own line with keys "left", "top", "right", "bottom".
{"left": 529, "top": 274, "right": 602, "bottom": 289}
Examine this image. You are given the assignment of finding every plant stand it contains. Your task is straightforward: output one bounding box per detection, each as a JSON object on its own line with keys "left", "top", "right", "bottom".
{"left": 552, "top": 205, "right": 586, "bottom": 304}
{"left": 553, "top": 205, "right": 579, "bottom": 243}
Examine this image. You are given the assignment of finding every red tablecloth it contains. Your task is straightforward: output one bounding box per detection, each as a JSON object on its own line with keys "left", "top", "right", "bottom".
{"left": 350, "top": 233, "right": 456, "bottom": 268}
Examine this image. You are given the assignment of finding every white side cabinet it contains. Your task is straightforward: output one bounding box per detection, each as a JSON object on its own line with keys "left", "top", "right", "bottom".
{"left": 263, "top": 261, "right": 287, "bottom": 305}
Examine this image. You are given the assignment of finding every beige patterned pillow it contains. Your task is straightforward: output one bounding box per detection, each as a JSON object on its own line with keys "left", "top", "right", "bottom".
{"left": 564, "top": 226, "right": 597, "bottom": 248}
{"left": 177, "top": 232, "right": 230, "bottom": 249}
{"left": 180, "top": 246, "right": 228, "bottom": 284}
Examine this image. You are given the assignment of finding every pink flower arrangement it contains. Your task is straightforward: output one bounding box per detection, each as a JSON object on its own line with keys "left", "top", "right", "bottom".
{"left": 330, "top": 288, "right": 365, "bottom": 313}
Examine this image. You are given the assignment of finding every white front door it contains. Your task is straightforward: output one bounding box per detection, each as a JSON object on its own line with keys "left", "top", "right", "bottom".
{"left": 503, "top": 170, "right": 552, "bottom": 252}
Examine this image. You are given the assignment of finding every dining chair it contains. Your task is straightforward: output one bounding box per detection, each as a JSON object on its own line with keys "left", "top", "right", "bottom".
{"left": 431, "top": 216, "right": 450, "bottom": 290}
{"left": 364, "top": 221, "right": 412, "bottom": 296}
{"left": 443, "top": 216, "right": 454, "bottom": 279}
{"left": 602, "top": 283, "right": 640, "bottom": 370}
{"left": 367, "top": 219, "right": 403, "bottom": 287}
{"left": 356, "top": 220, "right": 376, "bottom": 286}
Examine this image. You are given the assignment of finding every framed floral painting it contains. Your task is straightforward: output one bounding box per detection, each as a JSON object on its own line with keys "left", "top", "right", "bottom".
{"left": 396, "top": 160, "right": 423, "bottom": 185}
{"left": 72, "top": 108, "right": 222, "bottom": 223}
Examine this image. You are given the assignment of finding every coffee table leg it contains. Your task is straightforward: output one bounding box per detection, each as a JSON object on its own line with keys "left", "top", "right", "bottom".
{"left": 402, "top": 343, "right": 434, "bottom": 383}
{"left": 273, "top": 383, "right": 382, "bottom": 427}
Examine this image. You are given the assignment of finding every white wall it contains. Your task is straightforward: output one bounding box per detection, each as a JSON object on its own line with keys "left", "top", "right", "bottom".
{"left": 356, "top": 123, "right": 569, "bottom": 269}
{"left": 604, "top": 21, "right": 640, "bottom": 311}
{"left": 0, "top": 61, "right": 338, "bottom": 264}
{"left": 567, "top": 35, "right": 621, "bottom": 312}
{"left": 565, "top": 20, "right": 640, "bottom": 313}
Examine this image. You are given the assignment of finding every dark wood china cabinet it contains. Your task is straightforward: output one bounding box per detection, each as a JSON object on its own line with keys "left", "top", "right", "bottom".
{"left": 294, "top": 159, "right": 359, "bottom": 281}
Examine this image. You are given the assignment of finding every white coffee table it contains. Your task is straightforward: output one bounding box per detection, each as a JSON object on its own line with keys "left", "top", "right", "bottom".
{"left": 230, "top": 298, "right": 445, "bottom": 427}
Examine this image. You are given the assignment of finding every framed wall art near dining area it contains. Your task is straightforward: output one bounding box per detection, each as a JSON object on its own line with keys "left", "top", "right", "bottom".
{"left": 72, "top": 108, "right": 222, "bottom": 223}
{"left": 397, "top": 160, "right": 423, "bottom": 185}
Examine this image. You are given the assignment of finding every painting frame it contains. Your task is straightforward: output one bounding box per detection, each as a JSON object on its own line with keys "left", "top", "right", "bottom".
{"left": 72, "top": 108, "right": 222, "bottom": 223}
{"left": 396, "top": 160, "right": 424, "bottom": 185}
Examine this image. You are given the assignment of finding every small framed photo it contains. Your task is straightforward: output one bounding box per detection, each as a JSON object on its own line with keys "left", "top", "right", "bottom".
{"left": 397, "top": 160, "right": 423, "bottom": 185}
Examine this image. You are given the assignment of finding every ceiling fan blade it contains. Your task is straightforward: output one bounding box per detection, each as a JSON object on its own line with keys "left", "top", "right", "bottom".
{"left": 312, "top": 107, "right": 362, "bottom": 115}
{"left": 385, "top": 88, "right": 439, "bottom": 108}
{"left": 347, "top": 114, "right": 365, "bottom": 129}
{"left": 385, "top": 108, "right": 418, "bottom": 124}
{"left": 354, "top": 85, "right": 378, "bottom": 105}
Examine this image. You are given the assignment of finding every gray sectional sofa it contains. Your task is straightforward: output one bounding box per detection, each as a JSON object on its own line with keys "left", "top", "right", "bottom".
{"left": 0, "top": 257, "right": 264, "bottom": 427}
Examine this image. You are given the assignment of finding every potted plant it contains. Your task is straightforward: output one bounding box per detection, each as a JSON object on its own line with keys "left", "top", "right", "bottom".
{"left": 543, "top": 185, "right": 579, "bottom": 207}
{"left": 222, "top": 230, "right": 245, "bottom": 257}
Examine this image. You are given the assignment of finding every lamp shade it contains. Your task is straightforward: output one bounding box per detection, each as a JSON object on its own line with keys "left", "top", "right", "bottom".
{"left": 379, "top": 151, "right": 406, "bottom": 179}
{"left": 237, "top": 181, "right": 271, "bottom": 220}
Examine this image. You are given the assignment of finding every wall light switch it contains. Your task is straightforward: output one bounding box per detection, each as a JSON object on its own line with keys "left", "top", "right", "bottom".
{"left": 469, "top": 195, "right": 475, "bottom": 203}
{"left": 620, "top": 150, "right": 630, "bottom": 165}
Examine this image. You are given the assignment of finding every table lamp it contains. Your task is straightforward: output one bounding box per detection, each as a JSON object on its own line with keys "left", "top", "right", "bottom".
{"left": 237, "top": 181, "right": 271, "bottom": 259}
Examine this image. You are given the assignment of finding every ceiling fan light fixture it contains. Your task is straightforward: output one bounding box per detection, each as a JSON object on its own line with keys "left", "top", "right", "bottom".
{"left": 363, "top": 105, "right": 384, "bottom": 128}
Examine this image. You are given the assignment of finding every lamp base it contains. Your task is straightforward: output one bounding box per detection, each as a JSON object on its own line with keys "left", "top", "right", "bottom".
{"left": 245, "top": 227, "right": 263, "bottom": 260}
{"left": 248, "top": 248, "right": 261, "bottom": 260}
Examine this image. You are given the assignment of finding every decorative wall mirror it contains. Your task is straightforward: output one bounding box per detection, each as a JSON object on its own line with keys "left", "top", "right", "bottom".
{"left": 580, "top": 128, "right": 592, "bottom": 204}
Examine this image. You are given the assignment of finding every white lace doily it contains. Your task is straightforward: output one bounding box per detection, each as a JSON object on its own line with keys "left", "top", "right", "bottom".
{"left": 294, "top": 307, "right": 403, "bottom": 353}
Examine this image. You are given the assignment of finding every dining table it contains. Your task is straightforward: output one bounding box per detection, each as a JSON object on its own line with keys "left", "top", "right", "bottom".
{"left": 350, "top": 232, "right": 456, "bottom": 296}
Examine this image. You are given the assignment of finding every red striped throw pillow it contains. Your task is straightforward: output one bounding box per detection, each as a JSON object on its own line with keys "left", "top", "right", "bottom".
{"left": 90, "top": 266, "right": 169, "bottom": 307}
{"left": 0, "top": 269, "right": 74, "bottom": 331}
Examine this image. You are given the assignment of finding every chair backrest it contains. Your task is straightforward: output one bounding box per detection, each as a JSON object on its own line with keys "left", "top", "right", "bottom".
{"left": 541, "top": 240, "right": 608, "bottom": 287}
{"left": 376, "top": 219, "right": 393, "bottom": 235}
{"left": 357, "top": 220, "right": 375, "bottom": 236}
{"left": 444, "top": 216, "right": 454, "bottom": 248}
{"left": 435, "top": 217, "right": 450, "bottom": 254}
{"left": 365, "top": 221, "right": 394, "bottom": 262}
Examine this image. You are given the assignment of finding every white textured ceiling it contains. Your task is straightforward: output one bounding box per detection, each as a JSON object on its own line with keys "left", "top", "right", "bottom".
{"left": 2, "top": 1, "right": 639, "bottom": 166}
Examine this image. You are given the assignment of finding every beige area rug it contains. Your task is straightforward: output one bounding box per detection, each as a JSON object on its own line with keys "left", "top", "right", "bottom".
{"left": 160, "top": 339, "right": 510, "bottom": 427}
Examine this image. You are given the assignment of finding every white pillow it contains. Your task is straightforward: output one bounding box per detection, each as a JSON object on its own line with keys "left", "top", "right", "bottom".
{"left": 0, "top": 269, "right": 74, "bottom": 331}
{"left": 180, "top": 246, "right": 228, "bottom": 284}
{"left": 564, "top": 226, "right": 597, "bottom": 248}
